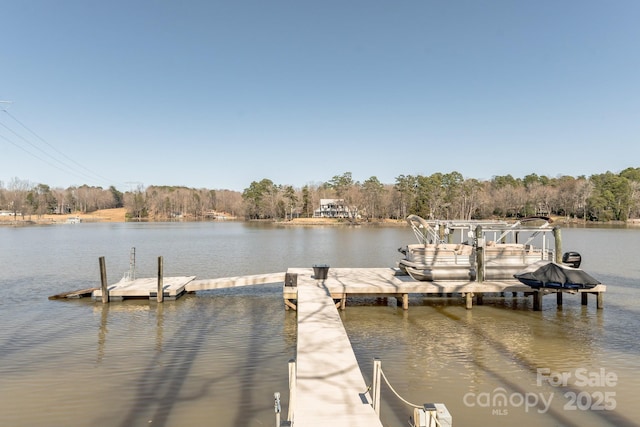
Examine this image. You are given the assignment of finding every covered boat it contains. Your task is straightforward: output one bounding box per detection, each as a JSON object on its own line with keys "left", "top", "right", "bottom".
{"left": 514, "top": 260, "right": 601, "bottom": 290}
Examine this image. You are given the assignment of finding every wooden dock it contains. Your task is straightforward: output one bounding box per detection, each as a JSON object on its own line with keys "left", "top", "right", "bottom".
{"left": 49, "top": 287, "right": 99, "bottom": 300}
{"left": 50, "top": 266, "right": 605, "bottom": 311}
{"left": 92, "top": 276, "right": 196, "bottom": 301}
{"left": 293, "top": 278, "right": 384, "bottom": 426}
{"left": 283, "top": 267, "right": 607, "bottom": 311}
{"left": 186, "top": 272, "right": 285, "bottom": 291}
{"left": 51, "top": 266, "right": 607, "bottom": 425}
{"left": 82, "top": 273, "right": 285, "bottom": 301}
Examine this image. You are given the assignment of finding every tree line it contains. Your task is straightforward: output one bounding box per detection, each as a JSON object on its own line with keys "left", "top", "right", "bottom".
{"left": 2, "top": 167, "right": 640, "bottom": 222}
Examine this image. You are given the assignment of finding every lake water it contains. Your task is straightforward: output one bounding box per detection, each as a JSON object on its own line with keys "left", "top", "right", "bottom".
{"left": 0, "top": 222, "right": 638, "bottom": 427}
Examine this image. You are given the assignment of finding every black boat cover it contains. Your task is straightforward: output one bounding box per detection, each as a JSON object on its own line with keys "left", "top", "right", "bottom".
{"left": 514, "top": 261, "right": 601, "bottom": 290}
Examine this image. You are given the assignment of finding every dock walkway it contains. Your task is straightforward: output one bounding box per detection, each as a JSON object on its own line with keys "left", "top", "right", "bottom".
{"left": 294, "top": 278, "right": 383, "bottom": 427}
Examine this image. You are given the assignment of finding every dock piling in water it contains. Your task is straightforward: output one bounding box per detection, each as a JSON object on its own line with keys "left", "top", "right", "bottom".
{"left": 99, "top": 256, "right": 109, "bottom": 304}
{"left": 553, "top": 226, "right": 563, "bottom": 263}
{"left": 157, "top": 256, "right": 164, "bottom": 303}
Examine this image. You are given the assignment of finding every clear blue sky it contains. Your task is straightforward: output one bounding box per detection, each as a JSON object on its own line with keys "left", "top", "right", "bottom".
{"left": 1, "top": 0, "right": 639, "bottom": 192}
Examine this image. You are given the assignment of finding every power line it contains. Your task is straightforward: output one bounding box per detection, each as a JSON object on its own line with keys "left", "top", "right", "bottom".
{"left": 0, "top": 119, "right": 105, "bottom": 185}
{"left": 0, "top": 105, "right": 125, "bottom": 188}
{"left": 0, "top": 132, "right": 78, "bottom": 176}
{"left": 3, "top": 109, "right": 120, "bottom": 186}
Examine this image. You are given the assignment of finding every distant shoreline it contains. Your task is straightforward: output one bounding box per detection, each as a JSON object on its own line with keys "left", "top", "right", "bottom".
{"left": 1, "top": 208, "right": 638, "bottom": 228}
{"left": 0, "top": 208, "right": 127, "bottom": 225}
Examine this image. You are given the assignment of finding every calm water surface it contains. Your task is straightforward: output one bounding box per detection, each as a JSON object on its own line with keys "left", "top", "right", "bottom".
{"left": 0, "top": 222, "right": 638, "bottom": 427}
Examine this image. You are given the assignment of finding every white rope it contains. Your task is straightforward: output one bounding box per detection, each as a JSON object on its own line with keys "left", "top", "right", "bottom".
{"left": 379, "top": 369, "right": 444, "bottom": 427}
{"left": 379, "top": 369, "right": 422, "bottom": 409}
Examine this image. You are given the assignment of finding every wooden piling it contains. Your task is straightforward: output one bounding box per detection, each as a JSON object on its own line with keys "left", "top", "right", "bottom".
{"left": 553, "top": 227, "right": 563, "bottom": 264}
{"left": 157, "top": 256, "right": 164, "bottom": 303}
{"left": 581, "top": 292, "right": 588, "bottom": 305}
{"left": 533, "top": 290, "right": 542, "bottom": 311}
{"left": 99, "top": 256, "right": 109, "bottom": 304}
{"left": 465, "top": 292, "right": 473, "bottom": 310}
{"left": 557, "top": 291, "right": 563, "bottom": 306}
{"left": 597, "top": 292, "right": 604, "bottom": 309}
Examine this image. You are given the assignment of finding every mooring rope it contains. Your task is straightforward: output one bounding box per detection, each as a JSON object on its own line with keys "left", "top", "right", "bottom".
{"left": 379, "top": 369, "right": 422, "bottom": 409}
{"left": 378, "top": 369, "right": 445, "bottom": 427}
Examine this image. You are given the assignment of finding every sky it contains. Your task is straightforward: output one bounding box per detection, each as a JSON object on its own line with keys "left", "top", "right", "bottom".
{"left": 1, "top": 0, "right": 639, "bottom": 192}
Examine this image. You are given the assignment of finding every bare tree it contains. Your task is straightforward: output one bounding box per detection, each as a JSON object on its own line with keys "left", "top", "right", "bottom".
{"left": 7, "top": 177, "right": 33, "bottom": 219}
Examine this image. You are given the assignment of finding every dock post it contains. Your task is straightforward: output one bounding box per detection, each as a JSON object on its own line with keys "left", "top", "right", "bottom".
{"left": 553, "top": 227, "right": 562, "bottom": 263}
{"left": 402, "top": 293, "right": 409, "bottom": 310}
{"left": 465, "top": 292, "right": 474, "bottom": 310}
{"left": 274, "top": 392, "right": 281, "bottom": 427}
{"left": 556, "top": 291, "right": 563, "bottom": 306}
{"left": 475, "top": 225, "right": 484, "bottom": 282}
{"left": 287, "top": 359, "right": 296, "bottom": 423}
{"left": 533, "top": 290, "right": 542, "bottom": 311}
{"left": 581, "top": 292, "right": 588, "bottom": 306}
{"left": 99, "top": 256, "right": 109, "bottom": 304}
{"left": 597, "top": 292, "right": 604, "bottom": 309}
{"left": 157, "top": 256, "right": 164, "bottom": 303}
{"left": 284, "top": 273, "right": 298, "bottom": 311}
{"left": 372, "top": 358, "right": 382, "bottom": 417}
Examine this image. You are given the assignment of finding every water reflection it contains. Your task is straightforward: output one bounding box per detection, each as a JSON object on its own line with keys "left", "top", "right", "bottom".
{"left": 342, "top": 298, "right": 636, "bottom": 426}
{"left": 97, "top": 303, "right": 109, "bottom": 364}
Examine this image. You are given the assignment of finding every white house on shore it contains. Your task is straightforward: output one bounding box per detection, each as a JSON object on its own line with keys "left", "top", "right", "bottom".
{"left": 313, "top": 199, "right": 358, "bottom": 218}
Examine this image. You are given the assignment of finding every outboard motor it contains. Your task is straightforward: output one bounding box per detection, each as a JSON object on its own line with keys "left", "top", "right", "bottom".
{"left": 562, "top": 251, "right": 582, "bottom": 268}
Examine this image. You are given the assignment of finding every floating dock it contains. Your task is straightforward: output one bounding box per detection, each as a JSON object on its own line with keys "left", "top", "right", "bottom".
{"left": 92, "top": 276, "right": 196, "bottom": 301}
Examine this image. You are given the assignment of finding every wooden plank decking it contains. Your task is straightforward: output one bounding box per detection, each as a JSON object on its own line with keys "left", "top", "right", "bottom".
{"left": 294, "top": 280, "right": 384, "bottom": 427}
{"left": 49, "top": 287, "right": 99, "bottom": 300}
{"left": 59, "top": 267, "right": 604, "bottom": 310}
{"left": 186, "top": 272, "right": 285, "bottom": 291}
{"left": 86, "top": 273, "right": 284, "bottom": 301}
{"left": 284, "top": 267, "right": 607, "bottom": 311}
{"left": 92, "top": 276, "right": 196, "bottom": 301}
